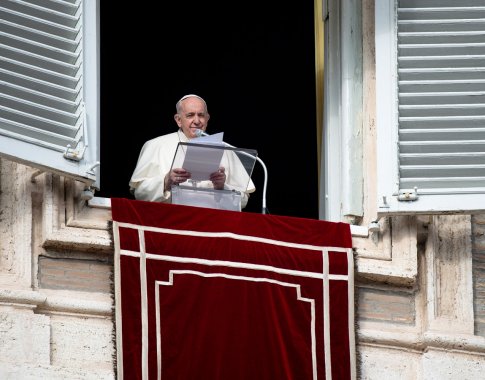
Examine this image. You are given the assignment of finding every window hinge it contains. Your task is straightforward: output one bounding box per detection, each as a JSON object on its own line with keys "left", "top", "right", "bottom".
{"left": 398, "top": 187, "right": 418, "bottom": 202}
{"left": 63, "top": 144, "right": 86, "bottom": 162}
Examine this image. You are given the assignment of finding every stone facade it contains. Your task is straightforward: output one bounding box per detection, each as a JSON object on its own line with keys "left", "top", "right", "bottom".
{"left": 0, "top": 162, "right": 114, "bottom": 379}
{"left": 1, "top": 158, "right": 484, "bottom": 379}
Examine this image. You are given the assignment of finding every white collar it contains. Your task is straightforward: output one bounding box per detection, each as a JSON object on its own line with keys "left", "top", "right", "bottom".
{"left": 177, "top": 129, "right": 190, "bottom": 142}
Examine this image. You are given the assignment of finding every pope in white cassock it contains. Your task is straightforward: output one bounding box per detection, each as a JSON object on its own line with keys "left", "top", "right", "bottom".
{"left": 129, "top": 94, "right": 256, "bottom": 210}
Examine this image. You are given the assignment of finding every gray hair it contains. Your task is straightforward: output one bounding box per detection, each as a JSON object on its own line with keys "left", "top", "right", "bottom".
{"left": 175, "top": 94, "right": 208, "bottom": 114}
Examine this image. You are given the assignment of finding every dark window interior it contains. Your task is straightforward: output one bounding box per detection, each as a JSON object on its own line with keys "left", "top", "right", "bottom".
{"left": 98, "top": 2, "right": 319, "bottom": 219}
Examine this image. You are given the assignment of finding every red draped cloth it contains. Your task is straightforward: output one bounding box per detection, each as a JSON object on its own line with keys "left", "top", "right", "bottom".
{"left": 111, "top": 198, "right": 355, "bottom": 380}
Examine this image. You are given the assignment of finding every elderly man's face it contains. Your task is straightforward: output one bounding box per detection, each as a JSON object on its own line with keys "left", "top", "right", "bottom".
{"left": 175, "top": 97, "right": 210, "bottom": 139}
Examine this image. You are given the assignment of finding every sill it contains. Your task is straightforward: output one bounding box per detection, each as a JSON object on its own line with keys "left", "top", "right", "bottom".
{"left": 89, "top": 197, "right": 369, "bottom": 237}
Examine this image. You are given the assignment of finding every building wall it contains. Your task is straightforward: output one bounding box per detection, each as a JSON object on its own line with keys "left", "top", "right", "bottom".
{"left": 0, "top": 161, "right": 114, "bottom": 379}
{"left": 1, "top": 157, "right": 484, "bottom": 379}
{"left": 472, "top": 214, "right": 485, "bottom": 336}
{"left": 354, "top": 1, "right": 485, "bottom": 378}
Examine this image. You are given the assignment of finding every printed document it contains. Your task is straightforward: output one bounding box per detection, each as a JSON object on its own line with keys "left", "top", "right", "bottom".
{"left": 182, "top": 132, "right": 225, "bottom": 181}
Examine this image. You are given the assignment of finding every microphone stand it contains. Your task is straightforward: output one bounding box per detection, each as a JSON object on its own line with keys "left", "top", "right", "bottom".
{"left": 196, "top": 130, "right": 268, "bottom": 214}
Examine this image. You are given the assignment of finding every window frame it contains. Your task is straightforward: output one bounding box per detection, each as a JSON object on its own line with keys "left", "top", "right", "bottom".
{"left": 320, "top": 0, "right": 364, "bottom": 222}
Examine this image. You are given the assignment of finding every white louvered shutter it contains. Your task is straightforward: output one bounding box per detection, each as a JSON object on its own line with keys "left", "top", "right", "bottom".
{"left": 0, "top": 0, "right": 99, "bottom": 187}
{"left": 376, "top": 0, "right": 485, "bottom": 214}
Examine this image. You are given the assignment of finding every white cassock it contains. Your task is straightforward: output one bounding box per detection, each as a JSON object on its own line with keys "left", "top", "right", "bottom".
{"left": 129, "top": 129, "right": 256, "bottom": 209}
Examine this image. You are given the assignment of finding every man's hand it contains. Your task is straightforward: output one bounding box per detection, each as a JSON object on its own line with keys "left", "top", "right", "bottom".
{"left": 165, "top": 168, "right": 191, "bottom": 191}
{"left": 210, "top": 167, "right": 226, "bottom": 190}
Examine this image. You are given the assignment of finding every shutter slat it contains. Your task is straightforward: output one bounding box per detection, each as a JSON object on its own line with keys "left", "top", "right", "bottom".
{"left": 0, "top": 46, "right": 80, "bottom": 76}
{"left": 400, "top": 118, "right": 485, "bottom": 128}
{"left": 400, "top": 177, "right": 485, "bottom": 189}
{"left": 0, "top": 58, "right": 81, "bottom": 90}
{"left": 399, "top": 32, "right": 485, "bottom": 44}
{"left": 400, "top": 140, "right": 485, "bottom": 153}
{"left": 0, "top": 117, "right": 78, "bottom": 147}
{"left": 401, "top": 164, "right": 485, "bottom": 177}
{"left": 399, "top": 56, "right": 485, "bottom": 69}
{"left": 0, "top": 69, "right": 80, "bottom": 100}
{"left": 0, "top": 8, "right": 80, "bottom": 39}
{"left": 400, "top": 152, "right": 485, "bottom": 165}
{"left": 399, "top": 8, "right": 485, "bottom": 21}
{"left": 0, "top": 19, "right": 81, "bottom": 52}
{"left": 399, "top": 105, "right": 485, "bottom": 117}
{"left": 399, "top": 80, "right": 485, "bottom": 93}
{"left": 400, "top": 43, "right": 485, "bottom": 57}
{"left": 399, "top": 19, "right": 485, "bottom": 33}
{"left": 0, "top": 82, "right": 79, "bottom": 113}
{"left": 0, "top": 106, "right": 79, "bottom": 138}
{"left": 400, "top": 128, "right": 485, "bottom": 141}
{"left": 1, "top": 95, "right": 80, "bottom": 125}
{"left": 0, "top": 2, "right": 79, "bottom": 28}
{"left": 399, "top": 92, "right": 485, "bottom": 105}
{"left": 401, "top": 1, "right": 485, "bottom": 7}
{"left": 1, "top": 32, "right": 80, "bottom": 63}
{"left": 25, "top": 0, "right": 80, "bottom": 16}
{"left": 0, "top": 125, "right": 78, "bottom": 151}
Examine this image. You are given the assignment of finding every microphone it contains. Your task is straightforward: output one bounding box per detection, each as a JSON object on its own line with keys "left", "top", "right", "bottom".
{"left": 194, "top": 129, "right": 207, "bottom": 138}
{"left": 194, "top": 129, "right": 269, "bottom": 214}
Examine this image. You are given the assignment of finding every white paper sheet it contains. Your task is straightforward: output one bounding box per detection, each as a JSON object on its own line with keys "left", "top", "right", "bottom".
{"left": 183, "top": 132, "right": 225, "bottom": 181}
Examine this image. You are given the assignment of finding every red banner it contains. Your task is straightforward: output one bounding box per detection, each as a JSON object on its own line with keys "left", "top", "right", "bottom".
{"left": 112, "top": 198, "right": 355, "bottom": 380}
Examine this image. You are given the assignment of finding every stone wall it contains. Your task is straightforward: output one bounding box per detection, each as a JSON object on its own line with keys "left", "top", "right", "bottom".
{"left": 1, "top": 160, "right": 485, "bottom": 379}
{"left": 472, "top": 214, "right": 485, "bottom": 337}
{"left": 0, "top": 161, "right": 114, "bottom": 380}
